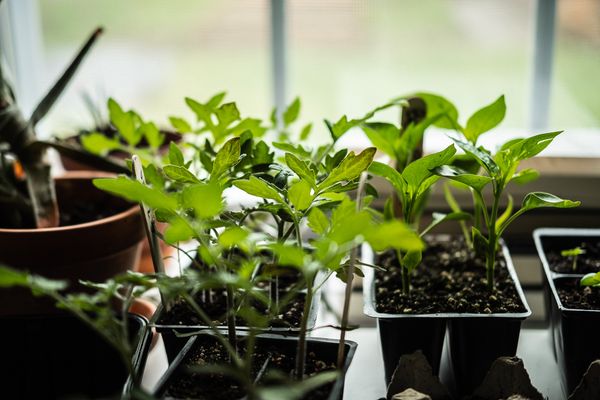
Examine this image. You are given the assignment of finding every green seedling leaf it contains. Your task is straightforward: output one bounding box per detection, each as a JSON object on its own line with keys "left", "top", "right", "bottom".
{"left": 416, "top": 92, "right": 460, "bottom": 130}
{"left": 80, "top": 132, "right": 121, "bottom": 156}
{"left": 233, "top": 176, "right": 282, "bottom": 202}
{"left": 472, "top": 226, "right": 489, "bottom": 257}
{"left": 495, "top": 194, "right": 513, "bottom": 233}
{"left": 207, "top": 92, "right": 226, "bottom": 108}
{"left": 251, "top": 140, "right": 274, "bottom": 165}
{"left": 0, "top": 265, "right": 29, "bottom": 287}
{"left": 164, "top": 217, "right": 195, "bottom": 243}
{"left": 511, "top": 168, "right": 540, "bottom": 184}
{"left": 268, "top": 243, "right": 307, "bottom": 268}
{"left": 402, "top": 250, "right": 422, "bottom": 274}
{"left": 219, "top": 227, "right": 249, "bottom": 249}
{"left": 283, "top": 97, "right": 301, "bottom": 126}
{"left": 163, "top": 164, "right": 201, "bottom": 184}
{"left": 93, "top": 177, "right": 177, "bottom": 211}
{"left": 169, "top": 116, "right": 192, "bottom": 134}
{"left": 580, "top": 272, "right": 600, "bottom": 287}
{"left": 368, "top": 161, "right": 406, "bottom": 194}
{"left": 300, "top": 123, "right": 312, "bottom": 140}
{"left": 520, "top": 192, "right": 581, "bottom": 213}
{"left": 365, "top": 220, "right": 424, "bottom": 252}
{"left": 464, "top": 95, "right": 506, "bottom": 143}
{"left": 505, "top": 131, "right": 562, "bottom": 162}
{"left": 108, "top": 98, "right": 140, "bottom": 146}
{"left": 185, "top": 97, "right": 211, "bottom": 122}
{"left": 307, "top": 207, "right": 329, "bottom": 234}
{"left": 318, "top": 147, "right": 376, "bottom": 191}
{"left": 285, "top": 153, "right": 315, "bottom": 187}
{"left": 434, "top": 165, "right": 492, "bottom": 193}
{"left": 182, "top": 182, "right": 224, "bottom": 218}
{"left": 272, "top": 142, "right": 312, "bottom": 158}
{"left": 140, "top": 122, "right": 164, "bottom": 149}
{"left": 211, "top": 137, "right": 241, "bottom": 180}
{"left": 561, "top": 247, "right": 586, "bottom": 257}
{"left": 383, "top": 197, "right": 395, "bottom": 220}
{"left": 168, "top": 142, "right": 185, "bottom": 166}
{"left": 215, "top": 102, "right": 240, "bottom": 127}
{"left": 288, "top": 180, "right": 313, "bottom": 211}
{"left": 360, "top": 122, "right": 398, "bottom": 159}
{"left": 451, "top": 137, "right": 499, "bottom": 177}
{"left": 421, "top": 211, "right": 471, "bottom": 237}
{"left": 402, "top": 145, "right": 456, "bottom": 193}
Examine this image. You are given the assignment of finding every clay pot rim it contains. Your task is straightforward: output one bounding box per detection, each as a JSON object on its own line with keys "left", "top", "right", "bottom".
{"left": 0, "top": 171, "right": 139, "bottom": 234}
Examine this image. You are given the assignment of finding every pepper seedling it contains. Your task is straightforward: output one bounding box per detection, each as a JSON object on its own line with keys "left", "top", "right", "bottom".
{"left": 581, "top": 271, "right": 600, "bottom": 288}
{"left": 561, "top": 246, "right": 586, "bottom": 272}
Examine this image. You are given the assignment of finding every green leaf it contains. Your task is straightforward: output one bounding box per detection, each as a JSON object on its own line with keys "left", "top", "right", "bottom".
{"left": 219, "top": 227, "right": 249, "bottom": 248}
{"left": 207, "top": 92, "right": 226, "bottom": 108}
{"left": 215, "top": 102, "right": 240, "bottom": 127}
{"left": 383, "top": 197, "right": 395, "bottom": 220}
{"left": 108, "top": 98, "right": 140, "bottom": 146}
{"left": 326, "top": 115, "right": 362, "bottom": 140}
{"left": 299, "top": 123, "right": 312, "bottom": 140}
{"left": 168, "top": 142, "right": 185, "bottom": 166}
{"left": 318, "top": 147, "right": 376, "bottom": 191}
{"left": 495, "top": 194, "right": 513, "bottom": 232}
{"left": 163, "top": 165, "right": 201, "bottom": 184}
{"left": 233, "top": 176, "right": 282, "bottom": 202}
{"left": 288, "top": 180, "right": 313, "bottom": 211}
{"left": 0, "top": 265, "right": 28, "bottom": 287}
{"left": 211, "top": 137, "right": 241, "bottom": 180}
{"left": 164, "top": 217, "right": 195, "bottom": 243}
{"left": 93, "top": 177, "right": 177, "bottom": 211}
{"left": 451, "top": 137, "right": 499, "bottom": 177}
{"left": 272, "top": 142, "right": 312, "bottom": 158}
{"left": 140, "top": 122, "right": 164, "bottom": 149}
{"left": 464, "top": 95, "right": 506, "bottom": 143}
{"left": 433, "top": 165, "right": 492, "bottom": 193}
{"left": 361, "top": 122, "right": 397, "bottom": 159}
{"left": 402, "top": 145, "right": 456, "bottom": 193}
{"left": 185, "top": 97, "right": 211, "bottom": 122}
{"left": 169, "top": 116, "right": 192, "bottom": 133}
{"left": 421, "top": 212, "right": 471, "bottom": 237}
{"left": 416, "top": 92, "right": 460, "bottom": 130}
{"left": 472, "top": 226, "right": 489, "bottom": 256}
{"left": 268, "top": 243, "right": 307, "bottom": 268}
{"left": 365, "top": 220, "right": 424, "bottom": 252}
{"left": 283, "top": 98, "right": 301, "bottom": 126}
{"left": 511, "top": 168, "right": 540, "bottom": 184}
{"left": 182, "top": 182, "right": 224, "bottom": 218}
{"left": 285, "top": 153, "right": 315, "bottom": 186}
{"left": 368, "top": 161, "right": 406, "bottom": 195}
{"left": 402, "top": 250, "right": 422, "bottom": 273}
{"left": 580, "top": 272, "right": 600, "bottom": 287}
{"left": 561, "top": 247, "right": 586, "bottom": 257}
{"left": 504, "top": 131, "right": 562, "bottom": 162}
{"left": 307, "top": 207, "right": 329, "bottom": 234}
{"left": 520, "top": 192, "right": 581, "bottom": 213}
{"left": 80, "top": 132, "right": 121, "bottom": 156}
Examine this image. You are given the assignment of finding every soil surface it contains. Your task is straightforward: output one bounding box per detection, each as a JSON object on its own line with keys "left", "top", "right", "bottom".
{"left": 157, "top": 289, "right": 306, "bottom": 328}
{"left": 546, "top": 240, "right": 600, "bottom": 274}
{"left": 556, "top": 278, "right": 600, "bottom": 310}
{"left": 375, "top": 237, "right": 527, "bottom": 314}
{"left": 59, "top": 201, "right": 127, "bottom": 226}
{"left": 165, "top": 335, "right": 336, "bottom": 400}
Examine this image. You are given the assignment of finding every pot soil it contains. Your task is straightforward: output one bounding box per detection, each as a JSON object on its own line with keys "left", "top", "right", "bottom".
{"left": 534, "top": 228, "right": 600, "bottom": 395}
{"left": 153, "top": 333, "right": 357, "bottom": 400}
{"left": 0, "top": 313, "right": 151, "bottom": 399}
{"left": 363, "top": 235, "right": 530, "bottom": 396}
{"left": 0, "top": 172, "right": 144, "bottom": 316}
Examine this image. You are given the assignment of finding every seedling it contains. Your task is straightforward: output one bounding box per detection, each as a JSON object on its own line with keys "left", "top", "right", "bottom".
{"left": 580, "top": 272, "right": 600, "bottom": 288}
{"left": 561, "top": 246, "right": 586, "bottom": 272}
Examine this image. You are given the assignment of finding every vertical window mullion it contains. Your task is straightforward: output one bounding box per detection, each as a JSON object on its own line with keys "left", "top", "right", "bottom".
{"left": 270, "top": 0, "right": 287, "bottom": 128}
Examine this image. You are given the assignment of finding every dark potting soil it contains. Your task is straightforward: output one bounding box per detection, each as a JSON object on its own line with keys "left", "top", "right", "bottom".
{"left": 375, "top": 237, "right": 526, "bottom": 314}
{"left": 556, "top": 278, "right": 600, "bottom": 310}
{"left": 165, "top": 336, "right": 335, "bottom": 400}
{"left": 59, "top": 201, "right": 127, "bottom": 226}
{"left": 157, "top": 289, "right": 306, "bottom": 328}
{"left": 546, "top": 240, "right": 600, "bottom": 274}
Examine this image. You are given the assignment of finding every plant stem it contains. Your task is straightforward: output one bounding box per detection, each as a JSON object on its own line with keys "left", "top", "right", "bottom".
{"left": 486, "top": 188, "right": 501, "bottom": 291}
{"left": 226, "top": 284, "right": 238, "bottom": 356}
{"left": 294, "top": 273, "right": 314, "bottom": 380}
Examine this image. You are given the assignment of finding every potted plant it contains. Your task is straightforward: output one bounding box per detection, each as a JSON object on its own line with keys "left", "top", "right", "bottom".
{"left": 0, "top": 26, "right": 144, "bottom": 316}
{"left": 533, "top": 228, "right": 600, "bottom": 395}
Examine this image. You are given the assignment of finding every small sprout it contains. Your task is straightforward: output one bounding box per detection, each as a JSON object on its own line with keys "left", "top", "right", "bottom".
{"left": 580, "top": 272, "right": 600, "bottom": 288}
{"left": 561, "top": 246, "right": 586, "bottom": 272}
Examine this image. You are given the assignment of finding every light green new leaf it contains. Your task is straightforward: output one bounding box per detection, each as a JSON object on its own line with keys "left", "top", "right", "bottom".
{"left": 421, "top": 212, "right": 471, "bottom": 237}
{"left": 283, "top": 97, "right": 301, "bottom": 126}
{"left": 93, "top": 177, "right": 177, "bottom": 211}
{"left": 451, "top": 137, "right": 499, "bottom": 177}
{"left": 464, "top": 95, "right": 506, "bottom": 143}
{"left": 215, "top": 102, "right": 240, "bottom": 127}
{"left": 360, "top": 122, "right": 397, "bottom": 159}
{"left": 416, "top": 92, "right": 460, "bottom": 130}
{"left": 307, "top": 207, "right": 329, "bottom": 234}
{"left": 211, "top": 137, "right": 241, "bottom": 180}
{"left": 168, "top": 142, "right": 185, "bottom": 166}
{"left": 185, "top": 97, "right": 211, "bottom": 122}
{"left": 164, "top": 217, "right": 195, "bottom": 244}
{"left": 318, "top": 147, "right": 376, "bottom": 190}
{"left": 182, "top": 182, "right": 224, "bottom": 218}
{"left": 233, "top": 176, "right": 282, "bottom": 202}
{"left": 511, "top": 168, "right": 540, "bottom": 184}
{"left": 402, "top": 250, "right": 422, "bottom": 273}
{"left": 163, "top": 165, "right": 201, "bottom": 184}
{"left": 272, "top": 142, "right": 312, "bottom": 158}
{"left": 495, "top": 194, "right": 513, "bottom": 232}
{"left": 433, "top": 165, "right": 492, "bottom": 193}
{"left": 207, "top": 92, "right": 226, "bottom": 108}
{"left": 0, "top": 265, "right": 29, "bottom": 287}
{"left": 268, "top": 243, "right": 307, "bottom": 268}
{"left": 288, "top": 180, "right": 313, "bottom": 211}
{"left": 169, "top": 116, "right": 192, "bottom": 133}
{"left": 402, "top": 145, "right": 456, "bottom": 193}
{"left": 285, "top": 153, "right": 315, "bottom": 186}
{"left": 365, "top": 220, "right": 424, "bottom": 252}
{"left": 219, "top": 227, "right": 249, "bottom": 249}
{"left": 108, "top": 98, "right": 140, "bottom": 146}
{"left": 521, "top": 192, "right": 580, "bottom": 213}
{"left": 505, "top": 131, "right": 562, "bottom": 162}
{"left": 581, "top": 272, "right": 600, "bottom": 287}
{"left": 300, "top": 123, "right": 312, "bottom": 140}
{"left": 80, "top": 132, "right": 121, "bottom": 156}
{"left": 368, "top": 161, "right": 406, "bottom": 195}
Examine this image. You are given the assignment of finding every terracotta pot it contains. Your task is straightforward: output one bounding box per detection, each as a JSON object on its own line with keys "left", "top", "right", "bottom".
{"left": 0, "top": 172, "right": 144, "bottom": 316}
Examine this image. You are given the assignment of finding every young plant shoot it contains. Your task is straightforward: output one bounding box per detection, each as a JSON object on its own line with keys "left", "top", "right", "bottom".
{"left": 561, "top": 246, "right": 586, "bottom": 272}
